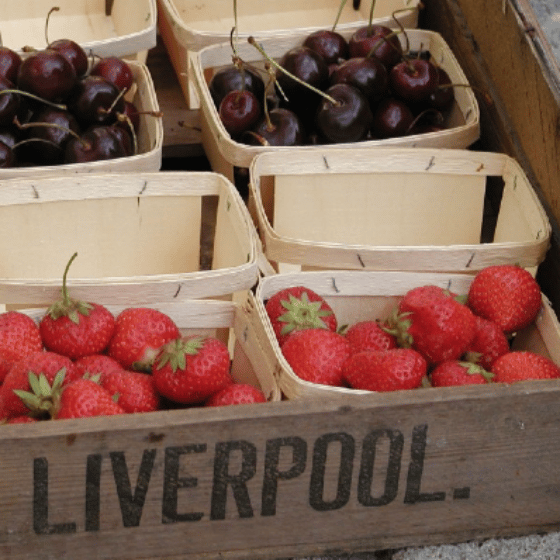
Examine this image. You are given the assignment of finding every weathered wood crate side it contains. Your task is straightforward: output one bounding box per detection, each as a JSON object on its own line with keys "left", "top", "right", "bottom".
{"left": 158, "top": 0, "right": 420, "bottom": 108}
{"left": 0, "top": 0, "right": 157, "bottom": 61}
{"left": 191, "top": 29, "right": 480, "bottom": 183}
{"left": 0, "top": 172, "right": 259, "bottom": 305}
{"left": 2, "top": 297, "right": 560, "bottom": 558}
{"left": 249, "top": 147, "right": 551, "bottom": 273}
{"left": 420, "top": 0, "right": 560, "bottom": 320}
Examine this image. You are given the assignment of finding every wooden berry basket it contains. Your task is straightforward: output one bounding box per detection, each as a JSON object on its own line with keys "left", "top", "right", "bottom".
{"left": 0, "top": 171, "right": 259, "bottom": 306}
{"left": 249, "top": 147, "right": 551, "bottom": 274}
{"left": 1, "top": 0, "right": 157, "bottom": 62}
{"left": 0, "top": 60, "right": 163, "bottom": 177}
{"left": 158, "top": 0, "right": 421, "bottom": 108}
{"left": 255, "top": 269, "right": 560, "bottom": 400}
{"left": 190, "top": 28, "right": 480, "bottom": 183}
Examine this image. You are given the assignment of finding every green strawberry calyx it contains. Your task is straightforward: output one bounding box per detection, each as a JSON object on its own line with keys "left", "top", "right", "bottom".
{"left": 46, "top": 252, "right": 93, "bottom": 324}
{"left": 382, "top": 308, "right": 414, "bottom": 349}
{"left": 277, "top": 292, "right": 333, "bottom": 336}
{"left": 155, "top": 337, "right": 205, "bottom": 373}
{"left": 458, "top": 360, "right": 494, "bottom": 383}
{"left": 13, "top": 368, "right": 66, "bottom": 419}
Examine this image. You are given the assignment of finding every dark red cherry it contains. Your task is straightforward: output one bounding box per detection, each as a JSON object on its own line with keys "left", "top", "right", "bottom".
{"left": 219, "top": 90, "right": 261, "bottom": 137}
{"left": 209, "top": 65, "right": 265, "bottom": 110}
{"left": 0, "top": 47, "right": 22, "bottom": 84}
{"left": 0, "top": 77, "right": 21, "bottom": 127}
{"left": 17, "top": 49, "right": 77, "bottom": 101}
{"left": 427, "top": 67, "right": 455, "bottom": 111}
{"left": 348, "top": 25, "right": 403, "bottom": 70}
{"left": 0, "top": 140, "right": 15, "bottom": 167}
{"left": 303, "top": 30, "right": 349, "bottom": 65}
{"left": 330, "top": 56, "right": 388, "bottom": 105}
{"left": 0, "top": 126, "right": 19, "bottom": 149}
{"left": 64, "top": 124, "right": 133, "bottom": 164}
{"left": 242, "top": 108, "right": 305, "bottom": 147}
{"left": 315, "top": 83, "right": 373, "bottom": 144}
{"left": 90, "top": 56, "right": 134, "bottom": 91}
{"left": 48, "top": 39, "right": 88, "bottom": 78}
{"left": 67, "top": 75, "right": 126, "bottom": 128}
{"left": 390, "top": 58, "right": 439, "bottom": 103}
{"left": 371, "top": 97, "right": 414, "bottom": 138}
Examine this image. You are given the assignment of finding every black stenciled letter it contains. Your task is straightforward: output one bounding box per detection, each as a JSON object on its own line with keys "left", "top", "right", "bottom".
{"left": 33, "top": 457, "right": 77, "bottom": 535}
{"left": 404, "top": 424, "right": 446, "bottom": 504}
{"left": 85, "top": 454, "right": 102, "bottom": 531}
{"left": 162, "top": 444, "right": 206, "bottom": 523}
{"left": 261, "top": 436, "right": 307, "bottom": 516}
{"left": 309, "top": 432, "right": 355, "bottom": 511}
{"left": 358, "top": 429, "right": 404, "bottom": 507}
{"left": 210, "top": 440, "right": 257, "bottom": 520}
{"left": 110, "top": 449, "right": 156, "bottom": 527}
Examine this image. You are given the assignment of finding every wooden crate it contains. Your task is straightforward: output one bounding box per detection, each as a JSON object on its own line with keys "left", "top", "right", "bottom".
{"left": 0, "top": 60, "right": 163, "bottom": 177}
{"left": 255, "top": 269, "right": 560, "bottom": 399}
{"left": 249, "top": 147, "right": 551, "bottom": 274}
{"left": 3, "top": 286, "right": 560, "bottom": 558}
{"left": 0, "top": 0, "right": 157, "bottom": 62}
{"left": 0, "top": 171, "right": 259, "bottom": 306}
{"left": 158, "top": 0, "right": 421, "bottom": 108}
{"left": 191, "top": 29, "right": 480, "bottom": 182}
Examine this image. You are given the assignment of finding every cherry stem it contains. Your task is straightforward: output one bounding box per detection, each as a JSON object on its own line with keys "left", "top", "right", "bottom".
{"left": 406, "top": 108, "right": 443, "bottom": 134}
{"left": 247, "top": 36, "right": 341, "bottom": 107}
{"left": 365, "top": 29, "right": 402, "bottom": 60}
{"left": 116, "top": 113, "right": 138, "bottom": 155}
{"left": 233, "top": 0, "right": 240, "bottom": 56}
{"left": 263, "top": 63, "right": 276, "bottom": 132}
{"left": 45, "top": 6, "right": 60, "bottom": 45}
{"left": 243, "top": 130, "right": 269, "bottom": 146}
{"left": 367, "top": 0, "right": 377, "bottom": 33}
{"left": 12, "top": 138, "right": 64, "bottom": 151}
{"left": 0, "top": 89, "right": 67, "bottom": 111}
{"left": 390, "top": 8, "right": 410, "bottom": 53}
{"left": 13, "top": 117, "right": 81, "bottom": 141}
{"left": 332, "top": 0, "right": 348, "bottom": 32}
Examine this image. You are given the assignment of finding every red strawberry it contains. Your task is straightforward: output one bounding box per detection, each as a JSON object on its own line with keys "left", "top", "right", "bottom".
{"left": 345, "top": 320, "right": 397, "bottom": 354}
{"left": 280, "top": 328, "right": 351, "bottom": 387}
{"left": 6, "top": 415, "right": 38, "bottom": 424}
{"left": 74, "top": 354, "right": 124, "bottom": 378}
{"left": 39, "top": 253, "right": 116, "bottom": 359}
{"left": 100, "top": 369, "right": 160, "bottom": 413}
{"left": 342, "top": 348, "right": 427, "bottom": 392}
{"left": 1, "top": 351, "right": 80, "bottom": 419}
{"left": 385, "top": 285, "right": 476, "bottom": 365}
{"left": 430, "top": 359, "right": 494, "bottom": 387}
{"left": 265, "top": 286, "right": 337, "bottom": 347}
{"left": 108, "top": 307, "right": 181, "bottom": 371}
{"left": 152, "top": 336, "right": 232, "bottom": 404}
{"left": 56, "top": 378, "right": 125, "bottom": 419}
{"left": 467, "top": 264, "right": 542, "bottom": 333}
{"left": 491, "top": 351, "right": 560, "bottom": 383}
{"left": 463, "top": 315, "right": 510, "bottom": 370}
{"left": 0, "top": 311, "right": 43, "bottom": 383}
{"left": 205, "top": 383, "right": 267, "bottom": 406}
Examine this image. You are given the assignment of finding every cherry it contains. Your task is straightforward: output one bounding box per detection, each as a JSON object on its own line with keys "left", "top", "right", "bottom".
{"left": 0, "top": 126, "right": 19, "bottom": 149}
{"left": 0, "top": 47, "right": 22, "bottom": 84}
{"left": 242, "top": 108, "right": 305, "bottom": 146}
{"left": 48, "top": 39, "right": 88, "bottom": 78}
{"left": 0, "top": 77, "right": 21, "bottom": 126}
{"left": 348, "top": 25, "right": 403, "bottom": 70}
{"left": 17, "top": 49, "right": 77, "bottom": 101}
{"left": 426, "top": 67, "right": 455, "bottom": 112}
{"left": 64, "top": 124, "right": 132, "bottom": 163}
{"left": 0, "top": 140, "right": 15, "bottom": 167}
{"left": 371, "top": 97, "right": 414, "bottom": 138}
{"left": 315, "top": 83, "right": 373, "bottom": 143}
{"left": 67, "top": 75, "right": 126, "bottom": 128}
{"left": 303, "top": 30, "right": 349, "bottom": 65}
{"left": 330, "top": 56, "right": 388, "bottom": 105}
{"left": 209, "top": 65, "right": 265, "bottom": 110}
{"left": 219, "top": 90, "right": 262, "bottom": 137}
{"left": 90, "top": 56, "right": 134, "bottom": 91}
{"left": 116, "top": 100, "right": 141, "bottom": 133}
{"left": 389, "top": 58, "right": 439, "bottom": 103}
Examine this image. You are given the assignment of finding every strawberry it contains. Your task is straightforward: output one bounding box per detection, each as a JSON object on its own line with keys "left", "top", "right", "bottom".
{"left": 0, "top": 311, "right": 43, "bottom": 383}
{"left": 39, "top": 253, "right": 116, "bottom": 360}
{"left": 152, "top": 336, "right": 232, "bottom": 404}
{"left": 491, "top": 351, "right": 560, "bottom": 383}
{"left": 342, "top": 348, "right": 427, "bottom": 392}
{"left": 5, "top": 415, "right": 38, "bottom": 424}
{"left": 100, "top": 369, "right": 160, "bottom": 413}
{"left": 463, "top": 315, "right": 510, "bottom": 370}
{"left": 467, "top": 264, "right": 542, "bottom": 333}
{"left": 430, "top": 359, "right": 494, "bottom": 387}
{"left": 265, "top": 286, "right": 337, "bottom": 347}
{"left": 74, "top": 354, "right": 124, "bottom": 378}
{"left": 1, "top": 351, "right": 80, "bottom": 419}
{"left": 345, "top": 320, "right": 397, "bottom": 354}
{"left": 385, "top": 285, "right": 476, "bottom": 365}
{"left": 108, "top": 307, "right": 181, "bottom": 371}
{"left": 205, "top": 383, "right": 267, "bottom": 406}
{"left": 280, "top": 328, "right": 351, "bottom": 387}
{"left": 56, "top": 378, "right": 125, "bottom": 419}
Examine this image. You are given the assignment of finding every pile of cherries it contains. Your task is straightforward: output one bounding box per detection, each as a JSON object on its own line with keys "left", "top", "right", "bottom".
{"left": 209, "top": 24, "right": 457, "bottom": 147}
{"left": 0, "top": 40, "right": 141, "bottom": 168}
